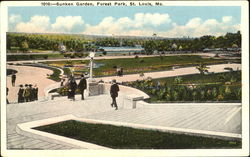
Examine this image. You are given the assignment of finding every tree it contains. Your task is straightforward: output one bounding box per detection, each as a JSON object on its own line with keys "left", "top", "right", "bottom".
{"left": 196, "top": 63, "right": 209, "bottom": 75}
{"left": 20, "top": 41, "right": 29, "bottom": 53}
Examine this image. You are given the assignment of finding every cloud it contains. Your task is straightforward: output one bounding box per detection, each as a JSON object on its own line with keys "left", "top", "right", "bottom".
{"left": 51, "top": 16, "right": 85, "bottom": 33}
{"left": 11, "top": 15, "right": 85, "bottom": 33}
{"left": 161, "top": 17, "right": 240, "bottom": 37}
{"left": 9, "top": 14, "right": 22, "bottom": 31}
{"left": 15, "top": 15, "right": 51, "bottom": 33}
{"left": 222, "top": 16, "right": 233, "bottom": 23}
{"left": 83, "top": 13, "right": 171, "bottom": 36}
{"left": 9, "top": 14, "right": 240, "bottom": 37}
{"left": 9, "top": 14, "right": 22, "bottom": 24}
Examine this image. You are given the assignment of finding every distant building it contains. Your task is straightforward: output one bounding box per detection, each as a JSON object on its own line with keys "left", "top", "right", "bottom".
{"left": 59, "top": 44, "right": 66, "bottom": 53}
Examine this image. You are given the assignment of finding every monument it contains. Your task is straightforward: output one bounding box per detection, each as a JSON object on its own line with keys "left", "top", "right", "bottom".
{"left": 87, "top": 52, "right": 104, "bottom": 96}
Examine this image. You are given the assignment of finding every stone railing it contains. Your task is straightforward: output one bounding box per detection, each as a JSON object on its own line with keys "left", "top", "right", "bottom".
{"left": 102, "top": 83, "right": 150, "bottom": 109}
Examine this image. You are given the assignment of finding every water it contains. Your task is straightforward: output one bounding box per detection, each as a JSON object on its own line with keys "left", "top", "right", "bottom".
{"left": 98, "top": 46, "right": 144, "bottom": 53}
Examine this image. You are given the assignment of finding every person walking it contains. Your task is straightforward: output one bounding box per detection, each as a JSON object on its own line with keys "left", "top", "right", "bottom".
{"left": 110, "top": 79, "right": 119, "bottom": 110}
{"left": 78, "top": 75, "right": 87, "bottom": 100}
{"left": 18, "top": 85, "right": 25, "bottom": 103}
{"left": 11, "top": 73, "right": 16, "bottom": 87}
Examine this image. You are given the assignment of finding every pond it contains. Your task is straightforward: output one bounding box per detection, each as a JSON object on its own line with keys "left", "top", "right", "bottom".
{"left": 98, "top": 46, "right": 144, "bottom": 53}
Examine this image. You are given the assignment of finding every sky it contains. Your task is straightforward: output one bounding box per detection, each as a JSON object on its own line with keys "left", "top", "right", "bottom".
{"left": 8, "top": 6, "right": 241, "bottom": 38}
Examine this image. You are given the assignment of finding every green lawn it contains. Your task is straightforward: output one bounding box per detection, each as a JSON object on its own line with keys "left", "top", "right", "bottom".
{"left": 154, "top": 71, "right": 241, "bottom": 85}
{"left": 34, "top": 120, "right": 241, "bottom": 149}
{"left": 44, "top": 55, "right": 240, "bottom": 77}
{"left": 7, "top": 53, "right": 65, "bottom": 61}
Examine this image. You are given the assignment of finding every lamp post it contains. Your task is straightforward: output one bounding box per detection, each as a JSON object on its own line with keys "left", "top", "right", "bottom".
{"left": 87, "top": 51, "right": 100, "bottom": 96}
{"left": 89, "top": 51, "right": 95, "bottom": 81}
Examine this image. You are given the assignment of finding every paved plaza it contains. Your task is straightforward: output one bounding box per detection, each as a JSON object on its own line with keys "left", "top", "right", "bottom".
{"left": 5, "top": 63, "right": 242, "bottom": 149}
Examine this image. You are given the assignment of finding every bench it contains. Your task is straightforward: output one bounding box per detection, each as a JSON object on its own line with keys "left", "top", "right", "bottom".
{"left": 123, "top": 94, "right": 144, "bottom": 109}
{"left": 50, "top": 93, "right": 61, "bottom": 100}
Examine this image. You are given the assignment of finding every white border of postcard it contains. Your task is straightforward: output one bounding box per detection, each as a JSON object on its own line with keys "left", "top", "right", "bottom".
{"left": 1, "top": 1, "right": 249, "bottom": 157}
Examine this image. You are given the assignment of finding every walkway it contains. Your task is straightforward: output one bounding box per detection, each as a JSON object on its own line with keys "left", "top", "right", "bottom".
{"left": 4, "top": 62, "right": 242, "bottom": 149}
{"left": 6, "top": 63, "right": 241, "bottom": 103}
{"left": 6, "top": 93, "right": 241, "bottom": 149}
{"left": 96, "top": 63, "right": 241, "bottom": 83}
{"left": 6, "top": 65, "right": 56, "bottom": 103}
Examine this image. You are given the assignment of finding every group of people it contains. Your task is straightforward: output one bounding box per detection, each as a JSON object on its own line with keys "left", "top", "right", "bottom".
{"left": 17, "top": 84, "right": 38, "bottom": 103}
{"left": 62, "top": 75, "right": 120, "bottom": 110}
{"left": 65, "top": 75, "right": 87, "bottom": 101}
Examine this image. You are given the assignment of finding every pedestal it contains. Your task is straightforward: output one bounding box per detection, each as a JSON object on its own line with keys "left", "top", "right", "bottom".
{"left": 88, "top": 82, "right": 99, "bottom": 96}
{"left": 87, "top": 80, "right": 105, "bottom": 96}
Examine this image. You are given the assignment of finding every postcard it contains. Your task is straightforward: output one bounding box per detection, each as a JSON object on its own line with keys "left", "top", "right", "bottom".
{"left": 1, "top": 1, "right": 249, "bottom": 157}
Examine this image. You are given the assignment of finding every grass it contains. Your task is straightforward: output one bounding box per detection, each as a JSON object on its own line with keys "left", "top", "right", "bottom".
{"left": 154, "top": 71, "right": 241, "bottom": 85}
{"left": 44, "top": 55, "right": 240, "bottom": 77}
{"left": 63, "top": 67, "right": 72, "bottom": 76}
{"left": 48, "top": 68, "right": 61, "bottom": 82}
{"left": 34, "top": 120, "right": 241, "bottom": 149}
{"left": 7, "top": 53, "right": 65, "bottom": 61}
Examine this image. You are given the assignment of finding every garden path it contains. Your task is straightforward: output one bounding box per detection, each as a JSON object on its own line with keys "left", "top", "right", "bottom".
{"left": 6, "top": 63, "right": 241, "bottom": 103}
{"left": 6, "top": 65, "right": 56, "bottom": 103}
{"left": 95, "top": 63, "right": 241, "bottom": 83}
{"left": 6, "top": 93, "right": 241, "bottom": 150}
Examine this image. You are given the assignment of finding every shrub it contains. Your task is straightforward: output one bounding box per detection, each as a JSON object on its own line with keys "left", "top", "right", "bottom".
{"left": 139, "top": 59, "right": 144, "bottom": 63}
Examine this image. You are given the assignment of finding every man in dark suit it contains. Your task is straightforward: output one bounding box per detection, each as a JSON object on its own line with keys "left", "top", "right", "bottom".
{"left": 78, "top": 75, "right": 87, "bottom": 100}
{"left": 11, "top": 73, "right": 16, "bottom": 87}
{"left": 18, "top": 85, "right": 24, "bottom": 103}
{"left": 110, "top": 79, "right": 119, "bottom": 110}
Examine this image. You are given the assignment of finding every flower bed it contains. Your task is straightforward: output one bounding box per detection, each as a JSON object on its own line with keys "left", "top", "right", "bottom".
{"left": 125, "top": 71, "right": 241, "bottom": 103}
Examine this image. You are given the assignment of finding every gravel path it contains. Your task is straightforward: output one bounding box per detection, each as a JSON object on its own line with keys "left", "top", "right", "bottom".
{"left": 6, "top": 65, "right": 56, "bottom": 103}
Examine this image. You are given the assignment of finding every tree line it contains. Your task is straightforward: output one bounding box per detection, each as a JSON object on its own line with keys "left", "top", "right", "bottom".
{"left": 7, "top": 31, "right": 241, "bottom": 54}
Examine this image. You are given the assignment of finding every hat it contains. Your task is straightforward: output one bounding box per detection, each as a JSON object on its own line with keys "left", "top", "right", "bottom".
{"left": 19, "top": 85, "right": 23, "bottom": 87}
{"left": 112, "top": 79, "right": 116, "bottom": 83}
{"left": 25, "top": 84, "right": 28, "bottom": 87}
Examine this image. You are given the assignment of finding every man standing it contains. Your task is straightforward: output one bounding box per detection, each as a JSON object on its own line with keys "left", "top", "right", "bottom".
{"left": 68, "top": 77, "right": 77, "bottom": 101}
{"left": 18, "top": 85, "right": 24, "bottom": 103}
{"left": 78, "top": 75, "right": 87, "bottom": 100}
{"left": 23, "top": 84, "right": 30, "bottom": 102}
{"left": 6, "top": 87, "right": 9, "bottom": 104}
{"left": 110, "top": 79, "right": 119, "bottom": 110}
{"left": 11, "top": 73, "right": 16, "bottom": 87}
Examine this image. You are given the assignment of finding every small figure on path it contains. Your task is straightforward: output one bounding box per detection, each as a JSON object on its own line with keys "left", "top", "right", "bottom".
{"left": 78, "top": 75, "right": 87, "bottom": 100}
{"left": 110, "top": 79, "right": 119, "bottom": 110}
{"left": 34, "top": 84, "right": 38, "bottom": 100}
{"left": 120, "top": 67, "right": 123, "bottom": 76}
{"left": 60, "top": 79, "right": 65, "bottom": 87}
{"left": 6, "top": 87, "right": 9, "bottom": 104}
{"left": 11, "top": 73, "right": 16, "bottom": 87}
{"left": 18, "top": 85, "right": 24, "bottom": 103}
{"left": 23, "top": 84, "right": 30, "bottom": 102}
{"left": 68, "top": 76, "right": 77, "bottom": 101}
{"left": 28, "top": 84, "right": 34, "bottom": 101}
